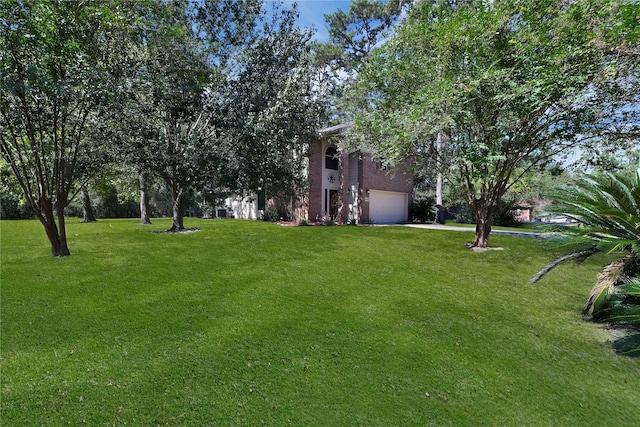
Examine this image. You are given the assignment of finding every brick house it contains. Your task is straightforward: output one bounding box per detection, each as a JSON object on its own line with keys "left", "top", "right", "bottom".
{"left": 305, "top": 123, "right": 413, "bottom": 224}
{"left": 224, "top": 123, "right": 414, "bottom": 224}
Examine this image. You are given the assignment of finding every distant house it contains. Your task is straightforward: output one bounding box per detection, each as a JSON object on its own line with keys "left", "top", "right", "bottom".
{"left": 511, "top": 205, "right": 534, "bottom": 223}
{"left": 223, "top": 123, "right": 414, "bottom": 224}
{"left": 511, "top": 199, "right": 557, "bottom": 223}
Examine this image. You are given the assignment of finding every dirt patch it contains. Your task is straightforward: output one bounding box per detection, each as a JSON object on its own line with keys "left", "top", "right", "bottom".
{"left": 151, "top": 228, "right": 201, "bottom": 234}
{"left": 464, "top": 243, "right": 505, "bottom": 251}
{"left": 470, "top": 246, "right": 505, "bottom": 252}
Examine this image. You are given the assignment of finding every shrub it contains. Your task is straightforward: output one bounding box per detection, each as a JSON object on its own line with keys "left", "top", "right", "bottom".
{"left": 410, "top": 197, "right": 436, "bottom": 222}
{"left": 261, "top": 209, "right": 280, "bottom": 222}
{"left": 0, "top": 192, "right": 32, "bottom": 219}
{"left": 323, "top": 218, "right": 335, "bottom": 226}
{"left": 446, "top": 203, "right": 475, "bottom": 224}
{"left": 532, "top": 170, "right": 640, "bottom": 357}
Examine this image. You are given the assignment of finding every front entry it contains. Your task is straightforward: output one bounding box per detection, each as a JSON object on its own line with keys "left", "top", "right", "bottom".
{"left": 329, "top": 189, "right": 339, "bottom": 219}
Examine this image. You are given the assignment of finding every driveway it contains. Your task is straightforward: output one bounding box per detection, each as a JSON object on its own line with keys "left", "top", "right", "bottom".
{"left": 403, "top": 223, "right": 548, "bottom": 239}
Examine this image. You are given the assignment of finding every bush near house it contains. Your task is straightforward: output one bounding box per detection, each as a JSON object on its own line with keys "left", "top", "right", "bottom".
{"left": 410, "top": 197, "right": 436, "bottom": 223}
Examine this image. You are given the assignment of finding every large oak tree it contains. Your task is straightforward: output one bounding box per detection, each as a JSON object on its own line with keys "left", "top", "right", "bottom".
{"left": 118, "top": 0, "right": 216, "bottom": 232}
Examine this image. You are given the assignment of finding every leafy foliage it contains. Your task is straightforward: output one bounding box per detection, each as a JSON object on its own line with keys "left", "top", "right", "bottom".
{"left": 533, "top": 169, "right": 640, "bottom": 356}
{"left": 545, "top": 170, "right": 640, "bottom": 255}
{"left": 0, "top": 0, "right": 134, "bottom": 255}
{"left": 410, "top": 196, "right": 436, "bottom": 223}
{"left": 311, "top": 0, "right": 407, "bottom": 123}
{"left": 349, "top": 0, "right": 640, "bottom": 248}
{"left": 0, "top": 159, "right": 31, "bottom": 218}
{"left": 207, "top": 7, "right": 321, "bottom": 199}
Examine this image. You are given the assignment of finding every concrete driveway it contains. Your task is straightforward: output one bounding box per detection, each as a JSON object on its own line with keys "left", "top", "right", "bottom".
{"left": 403, "top": 223, "right": 548, "bottom": 239}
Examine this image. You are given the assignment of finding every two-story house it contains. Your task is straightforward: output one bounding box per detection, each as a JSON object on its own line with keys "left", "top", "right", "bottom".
{"left": 223, "top": 123, "right": 414, "bottom": 224}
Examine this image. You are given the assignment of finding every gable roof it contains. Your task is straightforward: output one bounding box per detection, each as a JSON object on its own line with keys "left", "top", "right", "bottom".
{"left": 317, "top": 122, "right": 354, "bottom": 137}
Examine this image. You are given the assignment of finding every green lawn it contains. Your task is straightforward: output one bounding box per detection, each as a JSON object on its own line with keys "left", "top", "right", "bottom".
{"left": 1, "top": 219, "right": 638, "bottom": 426}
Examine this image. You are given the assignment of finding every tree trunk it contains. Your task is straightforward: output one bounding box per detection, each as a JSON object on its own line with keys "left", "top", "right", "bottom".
{"left": 435, "top": 131, "right": 445, "bottom": 224}
{"left": 55, "top": 202, "right": 71, "bottom": 256}
{"left": 169, "top": 188, "right": 186, "bottom": 231}
{"left": 472, "top": 202, "right": 495, "bottom": 248}
{"left": 36, "top": 198, "right": 71, "bottom": 257}
{"left": 436, "top": 173, "right": 444, "bottom": 224}
{"left": 81, "top": 186, "right": 97, "bottom": 223}
{"left": 139, "top": 173, "right": 152, "bottom": 225}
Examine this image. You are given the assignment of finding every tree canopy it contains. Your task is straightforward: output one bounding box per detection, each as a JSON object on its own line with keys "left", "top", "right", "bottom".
{"left": 311, "top": 0, "right": 408, "bottom": 124}
{"left": 349, "top": 0, "right": 640, "bottom": 248}
{"left": 0, "top": 0, "right": 134, "bottom": 255}
{"left": 1, "top": 0, "right": 323, "bottom": 251}
{"left": 207, "top": 8, "right": 320, "bottom": 200}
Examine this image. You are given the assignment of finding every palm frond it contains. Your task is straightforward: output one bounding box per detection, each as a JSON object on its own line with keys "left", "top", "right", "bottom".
{"left": 607, "top": 279, "right": 640, "bottom": 310}
{"left": 615, "top": 281, "right": 640, "bottom": 299}
{"left": 601, "top": 172, "right": 640, "bottom": 216}
{"left": 545, "top": 170, "right": 640, "bottom": 253}
{"left": 591, "top": 305, "right": 640, "bottom": 324}
{"left": 529, "top": 248, "right": 599, "bottom": 284}
{"left": 538, "top": 170, "right": 640, "bottom": 357}
{"left": 584, "top": 255, "right": 636, "bottom": 316}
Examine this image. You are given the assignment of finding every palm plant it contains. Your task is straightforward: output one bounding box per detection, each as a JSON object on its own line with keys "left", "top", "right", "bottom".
{"left": 531, "top": 169, "right": 640, "bottom": 357}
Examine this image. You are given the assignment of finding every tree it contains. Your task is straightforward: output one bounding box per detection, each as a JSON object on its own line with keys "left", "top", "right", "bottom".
{"left": 317, "top": 0, "right": 409, "bottom": 67}
{"left": 312, "top": 0, "right": 408, "bottom": 123}
{"left": 0, "top": 0, "right": 131, "bottom": 256}
{"left": 108, "top": 0, "right": 219, "bottom": 232}
{"left": 139, "top": 172, "right": 152, "bottom": 225}
{"left": 80, "top": 185, "right": 97, "bottom": 223}
{"left": 349, "top": 0, "right": 639, "bottom": 248}
{"left": 119, "top": 1, "right": 319, "bottom": 231}
{"left": 141, "top": 43, "right": 210, "bottom": 231}
{"left": 207, "top": 5, "right": 321, "bottom": 203}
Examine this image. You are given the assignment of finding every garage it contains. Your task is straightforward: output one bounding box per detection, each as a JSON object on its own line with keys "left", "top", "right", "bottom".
{"left": 368, "top": 190, "right": 409, "bottom": 224}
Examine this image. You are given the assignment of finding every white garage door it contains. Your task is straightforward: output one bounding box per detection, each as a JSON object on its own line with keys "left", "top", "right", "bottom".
{"left": 369, "top": 190, "right": 408, "bottom": 224}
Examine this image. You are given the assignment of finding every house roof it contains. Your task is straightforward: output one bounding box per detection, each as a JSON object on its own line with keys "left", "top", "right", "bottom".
{"left": 317, "top": 122, "right": 354, "bottom": 137}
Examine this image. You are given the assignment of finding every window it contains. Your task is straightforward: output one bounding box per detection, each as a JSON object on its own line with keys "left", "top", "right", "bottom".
{"left": 325, "top": 147, "right": 339, "bottom": 170}
{"left": 376, "top": 161, "right": 391, "bottom": 171}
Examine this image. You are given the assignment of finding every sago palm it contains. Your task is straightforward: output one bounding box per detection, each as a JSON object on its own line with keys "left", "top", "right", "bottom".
{"left": 531, "top": 169, "right": 640, "bottom": 357}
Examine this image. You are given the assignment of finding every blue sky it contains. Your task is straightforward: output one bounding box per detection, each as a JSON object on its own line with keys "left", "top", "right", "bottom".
{"left": 280, "top": 0, "right": 352, "bottom": 41}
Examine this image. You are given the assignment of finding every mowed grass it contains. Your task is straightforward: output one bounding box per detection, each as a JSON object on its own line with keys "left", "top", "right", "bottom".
{"left": 1, "top": 219, "right": 639, "bottom": 426}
